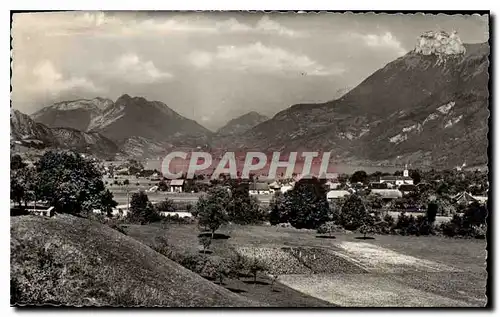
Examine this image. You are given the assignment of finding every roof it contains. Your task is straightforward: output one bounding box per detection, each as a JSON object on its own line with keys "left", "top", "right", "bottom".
{"left": 370, "top": 189, "right": 403, "bottom": 199}
{"left": 327, "top": 190, "right": 351, "bottom": 199}
{"left": 170, "top": 179, "right": 185, "bottom": 186}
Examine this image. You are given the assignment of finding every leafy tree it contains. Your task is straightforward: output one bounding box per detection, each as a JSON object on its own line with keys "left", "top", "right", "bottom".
{"left": 195, "top": 186, "right": 231, "bottom": 239}
{"left": 123, "top": 179, "right": 130, "bottom": 186}
{"left": 350, "top": 170, "right": 368, "bottom": 184}
{"left": 248, "top": 257, "right": 267, "bottom": 283}
{"left": 410, "top": 169, "right": 421, "bottom": 184}
{"left": 156, "top": 198, "right": 176, "bottom": 213}
{"left": 199, "top": 235, "right": 212, "bottom": 254}
{"left": 127, "top": 159, "right": 144, "bottom": 175}
{"left": 280, "top": 177, "right": 330, "bottom": 229}
{"left": 227, "top": 183, "right": 265, "bottom": 225}
{"left": 127, "top": 191, "right": 159, "bottom": 224}
{"left": 11, "top": 166, "right": 38, "bottom": 208}
{"left": 462, "top": 201, "right": 487, "bottom": 228}
{"left": 339, "top": 194, "right": 369, "bottom": 231}
{"left": 158, "top": 179, "right": 168, "bottom": 191}
{"left": 11, "top": 154, "right": 26, "bottom": 170}
{"left": 35, "top": 151, "right": 116, "bottom": 215}
{"left": 426, "top": 202, "right": 438, "bottom": 223}
{"left": 269, "top": 192, "right": 286, "bottom": 225}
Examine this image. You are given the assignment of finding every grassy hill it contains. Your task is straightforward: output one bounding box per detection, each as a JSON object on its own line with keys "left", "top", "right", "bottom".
{"left": 10, "top": 215, "right": 260, "bottom": 307}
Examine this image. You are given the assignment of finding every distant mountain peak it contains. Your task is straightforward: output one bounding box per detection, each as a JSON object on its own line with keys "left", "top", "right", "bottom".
{"left": 216, "top": 111, "right": 269, "bottom": 137}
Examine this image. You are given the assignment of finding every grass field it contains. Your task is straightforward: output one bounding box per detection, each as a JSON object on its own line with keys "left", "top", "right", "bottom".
{"left": 122, "top": 222, "right": 487, "bottom": 307}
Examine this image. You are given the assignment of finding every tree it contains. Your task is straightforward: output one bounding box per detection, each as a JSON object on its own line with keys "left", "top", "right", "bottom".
{"left": 158, "top": 179, "right": 168, "bottom": 191}
{"left": 195, "top": 186, "right": 231, "bottom": 239}
{"left": 462, "top": 201, "right": 487, "bottom": 228}
{"left": 11, "top": 154, "right": 26, "bottom": 170}
{"left": 35, "top": 151, "right": 116, "bottom": 215}
{"left": 248, "top": 257, "right": 266, "bottom": 283}
{"left": 350, "top": 170, "right": 368, "bottom": 184}
{"left": 123, "top": 179, "right": 130, "bottom": 186}
{"left": 281, "top": 177, "right": 330, "bottom": 229}
{"left": 199, "top": 235, "right": 212, "bottom": 254}
{"left": 156, "top": 198, "right": 176, "bottom": 213}
{"left": 269, "top": 192, "right": 286, "bottom": 225}
{"left": 410, "top": 169, "right": 421, "bottom": 185}
{"left": 127, "top": 191, "right": 159, "bottom": 224}
{"left": 339, "top": 194, "right": 369, "bottom": 231}
{"left": 426, "top": 202, "right": 438, "bottom": 223}
{"left": 227, "top": 183, "right": 265, "bottom": 225}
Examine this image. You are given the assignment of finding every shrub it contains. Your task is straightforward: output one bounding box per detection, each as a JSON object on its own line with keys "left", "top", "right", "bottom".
{"left": 316, "top": 221, "right": 338, "bottom": 236}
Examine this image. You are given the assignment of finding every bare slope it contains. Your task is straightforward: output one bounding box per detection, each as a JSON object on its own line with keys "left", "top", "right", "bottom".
{"left": 10, "top": 215, "right": 260, "bottom": 307}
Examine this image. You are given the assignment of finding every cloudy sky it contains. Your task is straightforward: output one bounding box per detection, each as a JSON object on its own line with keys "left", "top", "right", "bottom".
{"left": 11, "top": 11, "right": 488, "bottom": 130}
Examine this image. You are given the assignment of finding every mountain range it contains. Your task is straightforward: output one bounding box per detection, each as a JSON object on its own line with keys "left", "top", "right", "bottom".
{"left": 222, "top": 41, "right": 489, "bottom": 168}
{"left": 12, "top": 32, "right": 490, "bottom": 168}
{"left": 11, "top": 109, "right": 120, "bottom": 159}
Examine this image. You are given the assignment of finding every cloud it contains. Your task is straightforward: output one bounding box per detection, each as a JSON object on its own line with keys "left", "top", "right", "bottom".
{"left": 14, "top": 12, "right": 303, "bottom": 38}
{"left": 107, "top": 54, "right": 173, "bottom": 84}
{"left": 350, "top": 31, "right": 407, "bottom": 56}
{"left": 255, "top": 16, "right": 299, "bottom": 37}
{"left": 188, "top": 42, "right": 344, "bottom": 76}
{"left": 28, "top": 60, "right": 101, "bottom": 96}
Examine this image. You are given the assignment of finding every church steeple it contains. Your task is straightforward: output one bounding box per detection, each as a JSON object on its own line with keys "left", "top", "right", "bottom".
{"left": 403, "top": 164, "right": 409, "bottom": 177}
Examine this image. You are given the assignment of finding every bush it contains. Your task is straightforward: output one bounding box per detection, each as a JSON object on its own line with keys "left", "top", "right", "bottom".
{"left": 316, "top": 221, "right": 338, "bottom": 236}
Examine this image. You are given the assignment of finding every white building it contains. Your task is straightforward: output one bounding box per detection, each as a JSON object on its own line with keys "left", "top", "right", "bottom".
{"left": 326, "top": 190, "right": 351, "bottom": 200}
{"left": 169, "top": 179, "right": 185, "bottom": 193}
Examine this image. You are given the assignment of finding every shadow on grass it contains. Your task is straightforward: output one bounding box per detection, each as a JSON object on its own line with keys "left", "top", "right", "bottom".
{"left": 243, "top": 280, "right": 270, "bottom": 286}
{"left": 355, "top": 236, "right": 375, "bottom": 240}
{"left": 198, "top": 250, "right": 213, "bottom": 255}
{"left": 226, "top": 287, "right": 247, "bottom": 294}
{"left": 197, "top": 233, "right": 230, "bottom": 240}
{"left": 315, "top": 235, "right": 336, "bottom": 239}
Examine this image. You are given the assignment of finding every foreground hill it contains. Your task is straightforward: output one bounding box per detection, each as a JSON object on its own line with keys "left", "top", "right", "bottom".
{"left": 11, "top": 109, "right": 120, "bottom": 159}
{"left": 229, "top": 33, "right": 489, "bottom": 168}
{"left": 11, "top": 215, "right": 260, "bottom": 307}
